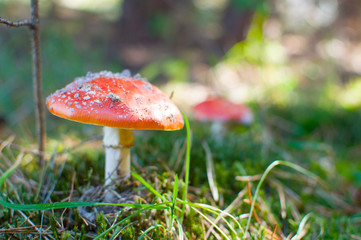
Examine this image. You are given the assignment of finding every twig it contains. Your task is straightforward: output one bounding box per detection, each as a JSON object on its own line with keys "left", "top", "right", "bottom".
{"left": 0, "top": 0, "right": 46, "bottom": 167}
{"left": 0, "top": 17, "right": 34, "bottom": 28}
{"left": 30, "top": 0, "right": 46, "bottom": 166}
{"left": 0, "top": 225, "right": 41, "bottom": 233}
{"left": 18, "top": 212, "right": 36, "bottom": 228}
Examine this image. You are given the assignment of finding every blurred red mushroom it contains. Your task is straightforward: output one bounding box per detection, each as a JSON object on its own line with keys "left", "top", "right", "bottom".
{"left": 194, "top": 97, "right": 253, "bottom": 125}
{"left": 193, "top": 97, "right": 253, "bottom": 140}
{"left": 47, "top": 70, "right": 184, "bottom": 186}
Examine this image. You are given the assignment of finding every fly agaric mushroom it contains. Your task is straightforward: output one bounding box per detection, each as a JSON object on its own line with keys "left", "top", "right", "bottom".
{"left": 193, "top": 97, "right": 253, "bottom": 140}
{"left": 46, "top": 70, "right": 184, "bottom": 185}
{"left": 194, "top": 97, "right": 253, "bottom": 124}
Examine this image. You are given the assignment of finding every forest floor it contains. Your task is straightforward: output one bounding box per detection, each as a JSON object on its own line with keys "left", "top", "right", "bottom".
{"left": 1, "top": 104, "right": 361, "bottom": 239}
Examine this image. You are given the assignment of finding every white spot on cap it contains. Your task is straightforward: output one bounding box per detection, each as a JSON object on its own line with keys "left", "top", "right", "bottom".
{"left": 133, "top": 73, "right": 145, "bottom": 80}
{"left": 107, "top": 93, "right": 122, "bottom": 102}
{"left": 120, "top": 69, "right": 131, "bottom": 78}
{"left": 143, "top": 83, "right": 152, "bottom": 90}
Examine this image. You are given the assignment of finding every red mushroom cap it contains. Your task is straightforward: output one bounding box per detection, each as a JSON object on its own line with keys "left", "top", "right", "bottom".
{"left": 193, "top": 97, "right": 253, "bottom": 124}
{"left": 46, "top": 71, "right": 184, "bottom": 131}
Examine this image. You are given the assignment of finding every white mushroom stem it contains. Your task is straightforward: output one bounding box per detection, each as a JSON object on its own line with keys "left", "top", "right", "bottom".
{"left": 103, "top": 127, "right": 134, "bottom": 185}
{"left": 211, "top": 121, "right": 225, "bottom": 144}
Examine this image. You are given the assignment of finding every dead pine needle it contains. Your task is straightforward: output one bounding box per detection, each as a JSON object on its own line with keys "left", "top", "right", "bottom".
{"left": 271, "top": 224, "right": 277, "bottom": 240}
{"left": 246, "top": 181, "right": 262, "bottom": 225}
{"left": 202, "top": 141, "right": 219, "bottom": 202}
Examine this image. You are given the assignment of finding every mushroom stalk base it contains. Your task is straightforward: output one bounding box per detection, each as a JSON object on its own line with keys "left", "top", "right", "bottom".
{"left": 103, "top": 127, "right": 134, "bottom": 186}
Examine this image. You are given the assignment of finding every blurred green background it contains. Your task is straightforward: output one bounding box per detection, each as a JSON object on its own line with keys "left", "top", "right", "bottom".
{"left": 1, "top": 0, "right": 360, "bottom": 133}
{"left": 2, "top": 0, "right": 361, "bottom": 237}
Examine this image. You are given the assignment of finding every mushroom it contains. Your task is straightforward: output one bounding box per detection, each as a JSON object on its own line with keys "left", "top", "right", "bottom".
{"left": 194, "top": 97, "right": 253, "bottom": 124}
{"left": 193, "top": 97, "right": 253, "bottom": 140}
{"left": 46, "top": 70, "right": 184, "bottom": 186}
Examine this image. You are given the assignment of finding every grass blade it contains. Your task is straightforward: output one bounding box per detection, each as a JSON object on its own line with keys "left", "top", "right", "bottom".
{"left": 0, "top": 200, "right": 168, "bottom": 211}
{"left": 244, "top": 160, "right": 320, "bottom": 236}
{"left": 168, "top": 175, "right": 179, "bottom": 233}
{"left": 290, "top": 212, "right": 313, "bottom": 240}
{"left": 183, "top": 201, "right": 244, "bottom": 236}
{"left": 94, "top": 203, "right": 168, "bottom": 240}
{"left": 191, "top": 206, "right": 231, "bottom": 240}
{"left": 175, "top": 216, "right": 184, "bottom": 240}
{"left": 181, "top": 113, "right": 191, "bottom": 221}
{"left": 132, "top": 171, "right": 165, "bottom": 201}
{"left": 0, "top": 152, "right": 24, "bottom": 187}
{"left": 138, "top": 224, "right": 165, "bottom": 240}
{"left": 0, "top": 200, "right": 96, "bottom": 210}
{"left": 172, "top": 175, "right": 178, "bottom": 212}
